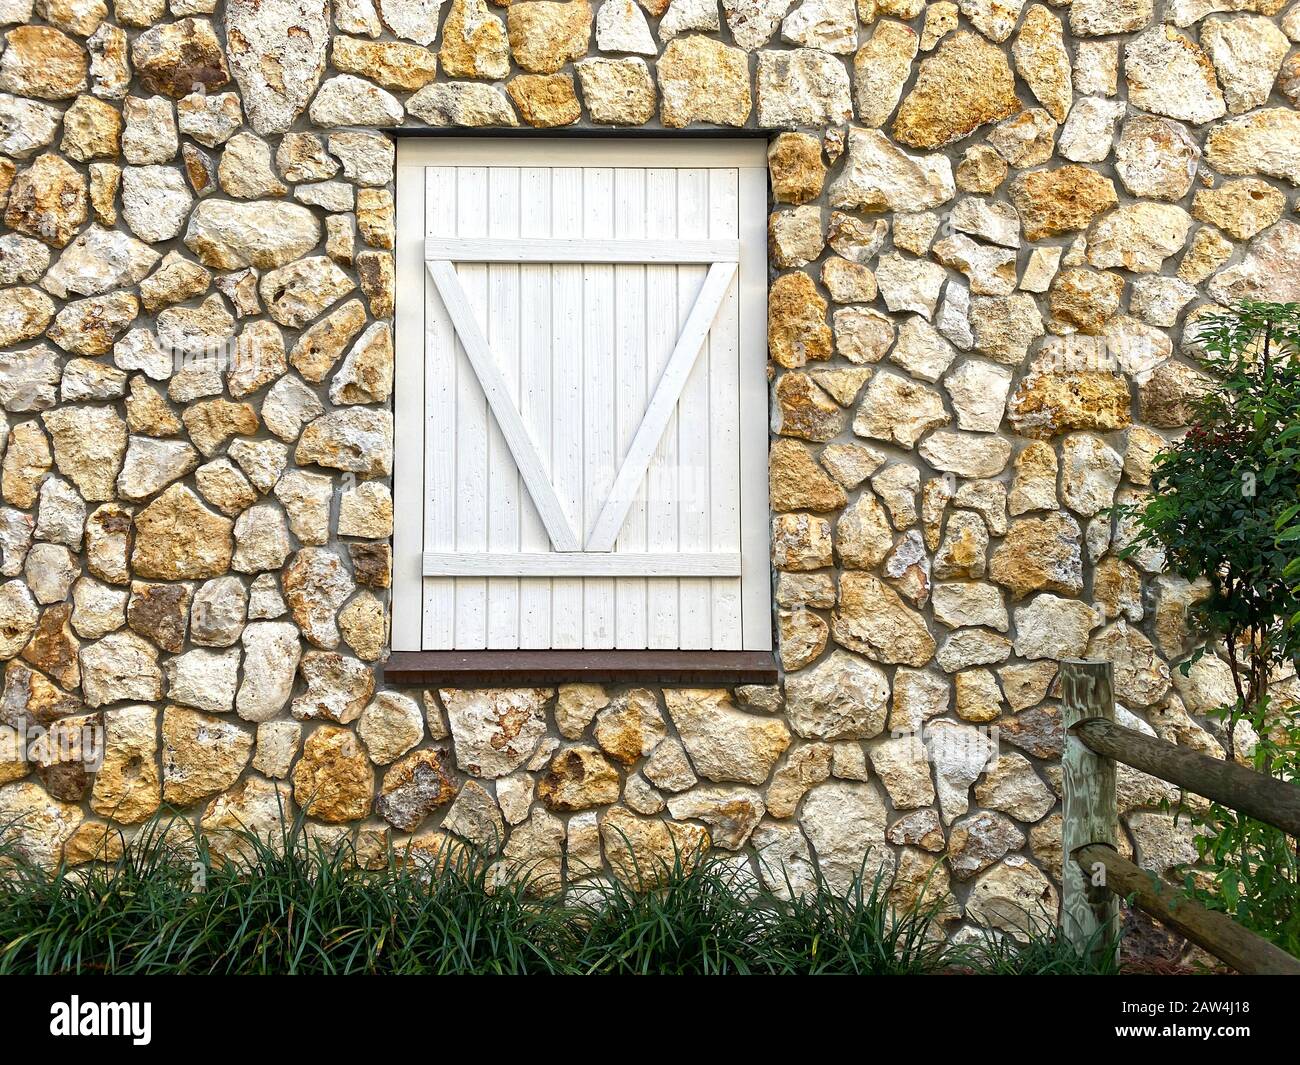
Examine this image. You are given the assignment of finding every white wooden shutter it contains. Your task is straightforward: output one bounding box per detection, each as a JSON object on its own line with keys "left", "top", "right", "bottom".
{"left": 393, "top": 140, "right": 769, "bottom": 652}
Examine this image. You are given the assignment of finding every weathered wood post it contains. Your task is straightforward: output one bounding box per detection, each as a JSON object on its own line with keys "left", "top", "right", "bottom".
{"left": 1060, "top": 659, "right": 1119, "bottom": 963}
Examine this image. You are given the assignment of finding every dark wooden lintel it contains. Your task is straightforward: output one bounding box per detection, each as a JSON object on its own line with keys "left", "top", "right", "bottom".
{"left": 383, "top": 650, "right": 778, "bottom": 686}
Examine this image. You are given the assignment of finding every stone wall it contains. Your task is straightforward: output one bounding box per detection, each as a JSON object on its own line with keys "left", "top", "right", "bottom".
{"left": 0, "top": 0, "right": 1296, "bottom": 938}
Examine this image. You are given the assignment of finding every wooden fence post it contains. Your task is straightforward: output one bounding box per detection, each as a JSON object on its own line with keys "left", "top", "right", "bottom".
{"left": 1060, "top": 659, "right": 1119, "bottom": 963}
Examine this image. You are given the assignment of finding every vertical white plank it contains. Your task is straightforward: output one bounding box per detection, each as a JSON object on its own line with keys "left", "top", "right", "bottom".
{"left": 645, "top": 168, "right": 680, "bottom": 649}
{"left": 708, "top": 167, "right": 742, "bottom": 649}
{"left": 551, "top": 167, "right": 584, "bottom": 648}
{"left": 423, "top": 166, "right": 457, "bottom": 649}
{"left": 393, "top": 159, "right": 424, "bottom": 650}
{"left": 486, "top": 166, "right": 521, "bottom": 647}
{"left": 676, "top": 167, "right": 712, "bottom": 649}
{"left": 583, "top": 166, "right": 616, "bottom": 648}
{"left": 453, "top": 165, "right": 489, "bottom": 648}
{"left": 737, "top": 163, "right": 774, "bottom": 651}
{"left": 518, "top": 166, "right": 553, "bottom": 647}
{"left": 613, "top": 167, "right": 648, "bottom": 648}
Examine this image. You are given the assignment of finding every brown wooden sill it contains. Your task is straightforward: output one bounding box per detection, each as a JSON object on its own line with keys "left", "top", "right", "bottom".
{"left": 383, "top": 650, "right": 778, "bottom": 686}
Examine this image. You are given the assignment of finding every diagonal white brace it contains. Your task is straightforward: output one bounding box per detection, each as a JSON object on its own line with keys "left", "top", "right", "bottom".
{"left": 426, "top": 259, "right": 582, "bottom": 553}
{"left": 584, "top": 260, "right": 738, "bottom": 552}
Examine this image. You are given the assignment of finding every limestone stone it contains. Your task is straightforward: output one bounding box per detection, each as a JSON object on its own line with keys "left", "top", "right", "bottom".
{"left": 532, "top": 744, "right": 618, "bottom": 812}
{"left": 233, "top": 621, "right": 299, "bottom": 722}
{"left": 79, "top": 629, "right": 161, "bottom": 707}
{"left": 1009, "top": 166, "right": 1117, "bottom": 243}
{"left": 406, "top": 81, "right": 518, "bottom": 126}
{"left": 507, "top": 73, "right": 581, "bottom": 127}
{"left": 374, "top": 748, "right": 455, "bottom": 831}
{"left": 600, "top": 806, "right": 707, "bottom": 887}
{"left": 955, "top": 144, "right": 1007, "bottom": 194}
{"left": 131, "top": 17, "right": 228, "bottom": 98}
{"left": 1205, "top": 108, "right": 1300, "bottom": 184}
{"left": 1012, "top": 5, "right": 1070, "bottom": 122}
{"left": 1202, "top": 15, "right": 1289, "bottom": 114}
{"left": 573, "top": 57, "right": 655, "bottom": 124}
{"left": 1138, "top": 359, "right": 1214, "bottom": 428}
{"left": 763, "top": 742, "right": 830, "bottom": 817}
{"left": 664, "top": 688, "right": 790, "bottom": 785}
{"left": 1007, "top": 369, "right": 1131, "bottom": 439}
{"left": 1124, "top": 27, "right": 1225, "bottom": 124}
{"left": 6, "top": 153, "right": 87, "bottom": 248}
{"left": 71, "top": 577, "right": 125, "bottom": 639}
{"left": 990, "top": 512, "right": 1083, "bottom": 598}
{"left": 0, "top": 94, "right": 61, "bottom": 163}
{"left": 1058, "top": 432, "right": 1121, "bottom": 518}
{"left": 595, "top": 0, "right": 655, "bottom": 53}
{"left": 1057, "top": 97, "right": 1124, "bottom": 164}
{"left": 1087, "top": 203, "right": 1192, "bottom": 274}
{"left": 756, "top": 47, "right": 853, "bottom": 127}
{"left": 177, "top": 91, "right": 241, "bottom": 148}
{"left": 292, "top": 724, "right": 373, "bottom": 823}
{"left": 769, "top": 207, "right": 824, "bottom": 268}
{"left": 833, "top": 572, "right": 936, "bottom": 666}
{"left": 820, "top": 257, "right": 876, "bottom": 303}
{"left": 892, "top": 32, "right": 1020, "bottom": 149}
{"left": 799, "top": 781, "right": 892, "bottom": 893}
{"left": 1209, "top": 222, "right": 1300, "bottom": 305}
{"left": 200, "top": 775, "right": 292, "bottom": 865}
{"left": 130, "top": 483, "right": 232, "bottom": 580}
{"left": 1192, "top": 179, "right": 1286, "bottom": 241}
{"left": 1069, "top": 0, "right": 1150, "bottom": 34}
{"left": 986, "top": 108, "right": 1058, "bottom": 169}
{"left": 185, "top": 200, "right": 320, "bottom": 270}
{"left": 248, "top": 720, "right": 299, "bottom": 779}
{"left": 784, "top": 649, "right": 890, "bottom": 741}
{"left": 647, "top": 39, "right": 750, "bottom": 130}
{"left": 1086, "top": 620, "right": 1170, "bottom": 707}
{"left": 974, "top": 750, "right": 1053, "bottom": 821}
{"left": 853, "top": 19, "right": 918, "bottom": 128}
{"left": 591, "top": 689, "right": 665, "bottom": 766}
{"left": 357, "top": 691, "right": 423, "bottom": 765}
{"left": 260, "top": 257, "right": 354, "bottom": 329}
{"left": 442, "top": 687, "right": 549, "bottom": 777}
{"left": 295, "top": 410, "right": 393, "bottom": 482}
{"left": 829, "top": 127, "right": 954, "bottom": 214}
{"left": 1113, "top": 116, "right": 1199, "bottom": 203}
{"left": 0, "top": 26, "right": 87, "bottom": 100}
{"left": 773, "top": 373, "right": 844, "bottom": 444}
{"left": 161, "top": 706, "right": 252, "bottom": 805}
{"left": 852, "top": 372, "right": 947, "bottom": 450}
{"left": 227, "top": 0, "right": 330, "bottom": 133}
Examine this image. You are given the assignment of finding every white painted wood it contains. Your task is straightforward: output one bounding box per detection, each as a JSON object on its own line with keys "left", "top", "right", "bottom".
{"left": 549, "top": 166, "right": 584, "bottom": 649}
{"left": 645, "top": 167, "right": 680, "bottom": 649}
{"left": 676, "top": 167, "right": 713, "bottom": 650}
{"left": 583, "top": 166, "right": 616, "bottom": 648}
{"left": 425, "top": 237, "right": 739, "bottom": 263}
{"left": 424, "top": 553, "right": 742, "bottom": 577}
{"left": 399, "top": 139, "right": 768, "bottom": 168}
{"left": 398, "top": 140, "right": 773, "bottom": 652}
{"left": 613, "top": 166, "right": 648, "bottom": 649}
{"left": 427, "top": 259, "right": 582, "bottom": 554}
{"left": 486, "top": 166, "right": 521, "bottom": 648}
{"left": 451, "top": 166, "right": 488, "bottom": 648}
{"left": 584, "top": 260, "right": 737, "bottom": 554}
{"left": 421, "top": 165, "right": 457, "bottom": 650}
{"left": 518, "top": 165, "right": 553, "bottom": 648}
{"left": 707, "top": 167, "right": 743, "bottom": 649}
{"left": 391, "top": 160, "right": 425, "bottom": 651}
{"left": 737, "top": 164, "right": 773, "bottom": 651}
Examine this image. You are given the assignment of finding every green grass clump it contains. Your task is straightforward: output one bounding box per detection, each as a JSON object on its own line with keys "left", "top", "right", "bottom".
{"left": 0, "top": 814, "right": 1116, "bottom": 976}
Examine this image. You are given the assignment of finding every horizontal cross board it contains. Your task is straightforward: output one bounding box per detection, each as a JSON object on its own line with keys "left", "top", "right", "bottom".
{"left": 424, "top": 237, "right": 740, "bottom": 263}
{"left": 423, "top": 552, "right": 742, "bottom": 576}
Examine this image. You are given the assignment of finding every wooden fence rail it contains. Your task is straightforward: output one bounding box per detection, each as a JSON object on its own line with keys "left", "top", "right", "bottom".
{"left": 1059, "top": 659, "right": 1300, "bottom": 976}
